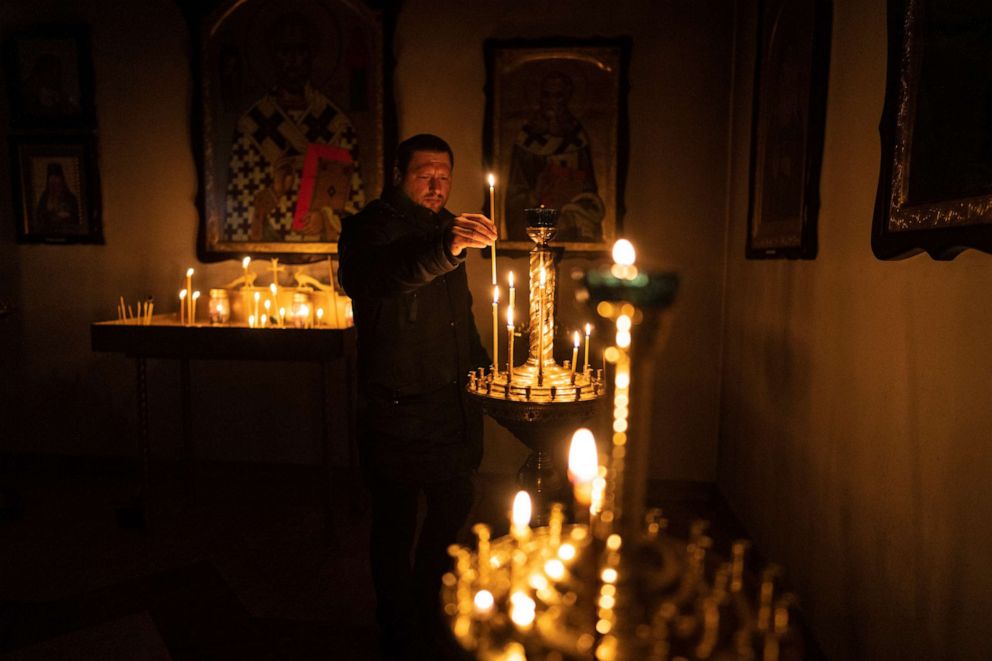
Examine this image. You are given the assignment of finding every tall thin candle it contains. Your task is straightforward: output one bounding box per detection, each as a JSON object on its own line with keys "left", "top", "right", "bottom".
{"left": 538, "top": 267, "right": 546, "bottom": 386}
{"left": 507, "top": 271, "right": 515, "bottom": 313}
{"left": 191, "top": 291, "right": 201, "bottom": 325}
{"left": 179, "top": 289, "right": 187, "bottom": 325}
{"left": 492, "top": 286, "right": 500, "bottom": 375}
{"left": 185, "top": 268, "right": 194, "bottom": 321}
{"left": 570, "top": 331, "right": 580, "bottom": 380}
{"left": 242, "top": 257, "right": 251, "bottom": 288}
{"left": 487, "top": 174, "right": 497, "bottom": 285}
{"left": 507, "top": 306, "right": 515, "bottom": 385}
{"left": 583, "top": 323, "right": 592, "bottom": 372}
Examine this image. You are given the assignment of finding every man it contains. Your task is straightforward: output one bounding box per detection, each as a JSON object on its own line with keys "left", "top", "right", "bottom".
{"left": 338, "top": 134, "right": 495, "bottom": 660}
{"left": 223, "top": 13, "right": 364, "bottom": 243}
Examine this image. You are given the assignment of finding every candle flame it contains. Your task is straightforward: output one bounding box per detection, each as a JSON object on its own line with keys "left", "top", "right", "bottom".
{"left": 487, "top": 173, "right": 495, "bottom": 188}
{"left": 568, "top": 428, "right": 598, "bottom": 484}
{"left": 509, "top": 591, "right": 536, "bottom": 627}
{"left": 511, "top": 490, "right": 532, "bottom": 529}
{"left": 507, "top": 306, "right": 514, "bottom": 327}
{"left": 179, "top": 289, "right": 187, "bottom": 300}
{"left": 254, "top": 291, "right": 261, "bottom": 302}
{"left": 192, "top": 290, "right": 200, "bottom": 300}
{"left": 264, "top": 299, "right": 271, "bottom": 310}
{"left": 612, "top": 239, "right": 636, "bottom": 266}
{"left": 269, "top": 283, "right": 277, "bottom": 295}
{"left": 573, "top": 330, "right": 580, "bottom": 348}
{"left": 508, "top": 271, "right": 514, "bottom": 288}
{"left": 474, "top": 589, "right": 494, "bottom": 613}
{"left": 585, "top": 322, "right": 592, "bottom": 336}
{"left": 186, "top": 267, "right": 194, "bottom": 277}
{"left": 493, "top": 285, "right": 499, "bottom": 304}
{"left": 242, "top": 257, "right": 250, "bottom": 269}
{"left": 316, "top": 307, "right": 324, "bottom": 319}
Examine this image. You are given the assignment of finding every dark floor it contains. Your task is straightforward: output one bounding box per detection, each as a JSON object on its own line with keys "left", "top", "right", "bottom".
{"left": 0, "top": 454, "right": 782, "bottom": 660}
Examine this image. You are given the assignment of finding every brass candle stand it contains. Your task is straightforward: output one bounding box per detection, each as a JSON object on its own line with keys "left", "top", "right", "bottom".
{"left": 467, "top": 208, "right": 606, "bottom": 523}
{"left": 447, "top": 252, "right": 805, "bottom": 660}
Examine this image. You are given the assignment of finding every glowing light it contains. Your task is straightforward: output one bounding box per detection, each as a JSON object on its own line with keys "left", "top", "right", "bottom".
{"left": 616, "top": 315, "right": 632, "bottom": 332}
{"left": 186, "top": 267, "right": 194, "bottom": 277}
{"left": 557, "top": 543, "right": 577, "bottom": 562}
{"left": 503, "top": 642, "right": 526, "bottom": 661}
{"left": 508, "top": 271, "right": 514, "bottom": 288}
{"left": 511, "top": 490, "right": 532, "bottom": 529}
{"left": 568, "top": 428, "right": 599, "bottom": 483}
{"left": 528, "top": 572, "right": 549, "bottom": 591}
{"left": 606, "top": 534, "right": 623, "bottom": 551}
{"left": 493, "top": 285, "right": 499, "bottom": 304}
{"left": 507, "top": 306, "right": 514, "bottom": 327}
{"left": 604, "top": 347, "right": 620, "bottom": 363}
{"left": 573, "top": 330, "right": 581, "bottom": 348}
{"left": 596, "top": 619, "right": 613, "bottom": 634}
{"left": 615, "top": 372, "right": 630, "bottom": 389}
{"left": 509, "top": 591, "right": 535, "bottom": 628}
{"left": 617, "top": 331, "right": 631, "bottom": 348}
{"left": 474, "top": 589, "right": 494, "bottom": 614}
{"left": 539, "top": 267, "right": 546, "bottom": 287}
{"left": 612, "top": 239, "right": 635, "bottom": 266}
{"left": 242, "top": 257, "right": 250, "bottom": 269}
{"left": 544, "top": 558, "right": 566, "bottom": 581}
{"left": 487, "top": 173, "right": 495, "bottom": 188}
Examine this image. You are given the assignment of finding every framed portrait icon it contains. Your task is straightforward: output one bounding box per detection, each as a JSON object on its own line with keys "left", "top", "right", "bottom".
{"left": 484, "top": 37, "right": 630, "bottom": 253}
{"left": 197, "top": 0, "right": 386, "bottom": 258}
{"left": 9, "top": 134, "right": 103, "bottom": 244}
{"left": 3, "top": 25, "right": 96, "bottom": 130}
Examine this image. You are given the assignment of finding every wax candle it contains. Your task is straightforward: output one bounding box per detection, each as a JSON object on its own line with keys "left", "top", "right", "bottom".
{"left": 571, "top": 331, "right": 580, "bottom": 380}
{"left": 179, "top": 289, "right": 187, "bottom": 325}
{"left": 487, "top": 174, "right": 497, "bottom": 285}
{"left": 568, "top": 428, "right": 598, "bottom": 509}
{"left": 185, "top": 268, "right": 194, "bottom": 321}
{"left": 191, "top": 290, "right": 200, "bottom": 325}
{"left": 511, "top": 490, "right": 532, "bottom": 543}
{"left": 538, "top": 267, "right": 546, "bottom": 386}
{"left": 584, "top": 323, "right": 592, "bottom": 373}
{"left": 242, "top": 257, "right": 251, "bottom": 288}
{"left": 508, "top": 271, "right": 515, "bottom": 313}
{"left": 263, "top": 299, "right": 271, "bottom": 326}
{"left": 506, "top": 306, "right": 515, "bottom": 384}
{"left": 279, "top": 307, "right": 285, "bottom": 327}
{"left": 492, "top": 286, "right": 499, "bottom": 375}
{"left": 253, "top": 291, "right": 260, "bottom": 322}
{"left": 316, "top": 307, "right": 324, "bottom": 326}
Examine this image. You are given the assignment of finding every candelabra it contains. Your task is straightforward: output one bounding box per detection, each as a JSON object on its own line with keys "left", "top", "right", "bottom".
{"left": 447, "top": 244, "right": 804, "bottom": 660}
{"left": 467, "top": 208, "right": 606, "bottom": 523}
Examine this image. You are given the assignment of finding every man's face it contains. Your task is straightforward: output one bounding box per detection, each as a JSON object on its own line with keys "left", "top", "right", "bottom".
{"left": 539, "top": 76, "right": 571, "bottom": 117}
{"left": 399, "top": 150, "right": 452, "bottom": 213}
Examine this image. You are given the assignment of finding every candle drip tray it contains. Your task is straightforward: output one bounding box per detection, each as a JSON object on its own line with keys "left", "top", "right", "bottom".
{"left": 467, "top": 361, "right": 606, "bottom": 523}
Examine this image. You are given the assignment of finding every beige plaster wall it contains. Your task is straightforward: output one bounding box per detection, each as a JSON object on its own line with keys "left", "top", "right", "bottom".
{"left": 1, "top": 0, "right": 731, "bottom": 480}
{"left": 719, "top": 1, "right": 992, "bottom": 658}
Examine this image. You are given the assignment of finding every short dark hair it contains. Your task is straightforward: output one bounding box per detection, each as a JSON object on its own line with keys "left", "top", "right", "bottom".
{"left": 395, "top": 134, "right": 454, "bottom": 175}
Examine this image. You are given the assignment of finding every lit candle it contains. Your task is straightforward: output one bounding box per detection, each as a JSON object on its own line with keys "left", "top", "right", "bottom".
{"left": 487, "top": 173, "right": 497, "bottom": 285}
{"left": 248, "top": 314, "right": 255, "bottom": 328}
{"left": 269, "top": 282, "right": 277, "bottom": 304}
{"left": 511, "top": 489, "right": 532, "bottom": 543}
{"left": 570, "top": 330, "right": 580, "bottom": 380}
{"left": 185, "top": 268, "right": 194, "bottom": 321}
{"left": 316, "top": 307, "right": 324, "bottom": 326}
{"left": 492, "top": 286, "right": 499, "bottom": 375}
{"left": 253, "top": 291, "right": 260, "bottom": 322}
{"left": 568, "top": 428, "right": 599, "bottom": 511}
{"left": 506, "top": 306, "right": 515, "bottom": 385}
{"left": 263, "top": 299, "right": 271, "bottom": 326}
{"left": 507, "top": 271, "right": 515, "bottom": 313}
{"left": 191, "top": 290, "right": 200, "bottom": 325}
{"left": 538, "top": 267, "right": 546, "bottom": 386}
{"left": 242, "top": 257, "right": 251, "bottom": 288}
{"left": 279, "top": 307, "right": 285, "bottom": 327}
{"left": 583, "top": 323, "right": 592, "bottom": 373}
{"left": 179, "top": 289, "right": 187, "bottom": 325}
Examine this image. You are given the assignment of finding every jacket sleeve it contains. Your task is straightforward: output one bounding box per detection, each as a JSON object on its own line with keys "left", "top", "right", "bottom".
{"left": 338, "top": 211, "right": 464, "bottom": 298}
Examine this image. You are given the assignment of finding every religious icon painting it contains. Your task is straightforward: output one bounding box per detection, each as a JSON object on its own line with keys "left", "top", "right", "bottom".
{"left": 3, "top": 25, "right": 97, "bottom": 130}
{"left": 196, "top": 0, "right": 389, "bottom": 259}
{"left": 746, "top": 0, "right": 831, "bottom": 259}
{"left": 483, "top": 37, "right": 630, "bottom": 254}
{"left": 9, "top": 134, "right": 103, "bottom": 244}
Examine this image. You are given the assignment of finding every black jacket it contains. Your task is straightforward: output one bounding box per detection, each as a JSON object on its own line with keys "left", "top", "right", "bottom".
{"left": 338, "top": 188, "right": 489, "bottom": 481}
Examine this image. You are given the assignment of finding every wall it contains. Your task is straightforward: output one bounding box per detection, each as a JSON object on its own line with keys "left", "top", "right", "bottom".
{"left": 0, "top": 1, "right": 731, "bottom": 480}
{"left": 719, "top": 1, "right": 992, "bottom": 659}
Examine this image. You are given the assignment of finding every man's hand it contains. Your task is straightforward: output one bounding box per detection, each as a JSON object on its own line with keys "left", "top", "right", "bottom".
{"left": 448, "top": 213, "right": 497, "bottom": 256}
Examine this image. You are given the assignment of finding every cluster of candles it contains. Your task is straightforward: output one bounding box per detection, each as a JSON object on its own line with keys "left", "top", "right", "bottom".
{"left": 176, "top": 258, "right": 344, "bottom": 329}
{"left": 116, "top": 295, "right": 154, "bottom": 325}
